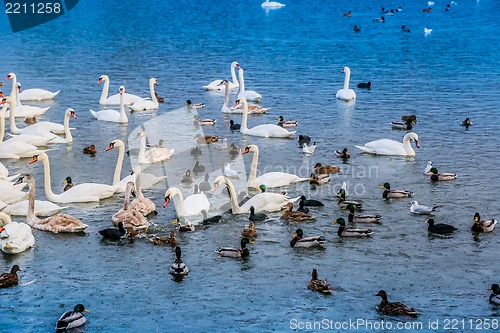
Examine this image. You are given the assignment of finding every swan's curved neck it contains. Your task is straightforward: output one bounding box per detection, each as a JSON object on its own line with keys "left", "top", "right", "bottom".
{"left": 223, "top": 84, "right": 229, "bottom": 108}
{"left": 26, "top": 179, "right": 41, "bottom": 224}
{"left": 9, "top": 75, "right": 17, "bottom": 100}
{"left": 99, "top": 77, "right": 110, "bottom": 104}
{"left": 343, "top": 68, "right": 351, "bottom": 90}
{"left": 222, "top": 178, "right": 242, "bottom": 214}
{"left": 136, "top": 173, "right": 144, "bottom": 199}
{"left": 7, "top": 99, "right": 21, "bottom": 134}
{"left": 403, "top": 135, "right": 415, "bottom": 155}
{"left": 171, "top": 188, "right": 187, "bottom": 216}
{"left": 241, "top": 100, "right": 249, "bottom": 132}
{"left": 138, "top": 135, "right": 146, "bottom": 161}
{"left": 247, "top": 148, "right": 259, "bottom": 188}
{"left": 113, "top": 143, "right": 125, "bottom": 185}
{"left": 40, "top": 155, "right": 58, "bottom": 202}
{"left": 123, "top": 185, "right": 132, "bottom": 211}
{"left": 150, "top": 80, "right": 158, "bottom": 102}
{"left": 230, "top": 64, "right": 239, "bottom": 86}
{"left": 119, "top": 93, "right": 127, "bottom": 122}
{"left": 63, "top": 112, "right": 73, "bottom": 143}
{"left": 0, "top": 212, "right": 12, "bottom": 226}
{"left": 238, "top": 69, "right": 245, "bottom": 93}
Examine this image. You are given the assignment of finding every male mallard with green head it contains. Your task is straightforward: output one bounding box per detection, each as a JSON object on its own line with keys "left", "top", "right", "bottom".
{"left": 217, "top": 238, "right": 255, "bottom": 258}
{"left": 55, "top": 304, "right": 89, "bottom": 330}
{"left": 380, "top": 182, "right": 413, "bottom": 199}
{"left": 332, "top": 218, "right": 373, "bottom": 237}
{"left": 429, "top": 167, "right": 457, "bottom": 181}
{"left": 471, "top": 213, "right": 497, "bottom": 233}
{"left": 290, "top": 229, "right": 325, "bottom": 248}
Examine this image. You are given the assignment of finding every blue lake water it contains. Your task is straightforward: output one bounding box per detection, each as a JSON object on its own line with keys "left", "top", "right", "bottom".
{"left": 0, "top": 0, "right": 499, "bottom": 332}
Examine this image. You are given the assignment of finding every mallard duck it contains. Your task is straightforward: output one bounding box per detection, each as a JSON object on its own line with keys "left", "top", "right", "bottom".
{"left": 186, "top": 99, "right": 205, "bottom": 109}
{"left": 282, "top": 202, "right": 314, "bottom": 221}
{"left": 338, "top": 190, "right": 362, "bottom": 210}
{"left": 310, "top": 172, "right": 330, "bottom": 185}
{"left": 308, "top": 269, "right": 333, "bottom": 294}
{"left": 170, "top": 246, "right": 189, "bottom": 276}
{"left": 63, "top": 177, "right": 75, "bottom": 192}
{"left": 297, "top": 200, "right": 309, "bottom": 213}
{"left": 298, "top": 135, "right": 311, "bottom": 146}
{"left": 300, "top": 195, "right": 324, "bottom": 207}
{"left": 353, "top": 25, "right": 361, "bottom": 32}
{"left": 429, "top": 167, "right": 457, "bottom": 181}
{"left": 471, "top": 212, "right": 497, "bottom": 233}
{"left": 424, "top": 161, "right": 433, "bottom": 175}
{"left": 302, "top": 142, "right": 317, "bottom": 154}
{"left": 290, "top": 229, "right": 325, "bottom": 248}
{"left": 380, "top": 182, "right": 413, "bottom": 198}
{"left": 193, "top": 161, "right": 205, "bottom": 173}
{"left": 150, "top": 230, "right": 178, "bottom": 246}
{"left": 195, "top": 134, "right": 220, "bottom": 144}
{"left": 201, "top": 209, "right": 222, "bottom": 223}
{"left": 0, "top": 265, "right": 20, "bottom": 288}
{"left": 461, "top": 118, "right": 473, "bottom": 127}
{"left": 55, "top": 304, "right": 89, "bottom": 330}
{"left": 277, "top": 116, "right": 298, "bottom": 128}
{"left": 336, "top": 148, "right": 350, "bottom": 159}
{"left": 357, "top": 82, "right": 371, "bottom": 88}
{"left": 24, "top": 117, "right": 37, "bottom": 124}
{"left": 229, "top": 143, "right": 240, "bottom": 155}
{"left": 332, "top": 217, "right": 373, "bottom": 237}
{"left": 181, "top": 169, "right": 195, "bottom": 184}
{"left": 249, "top": 206, "right": 267, "bottom": 222}
{"left": 422, "top": 7, "right": 432, "bottom": 13}
{"left": 427, "top": 218, "right": 457, "bottom": 234}
{"left": 172, "top": 218, "right": 195, "bottom": 232}
{"left": 347, "top": 204, "right": 381, "bottom": 223}
{"left": 193, "top": 115, "right": 216, "bottom": 126}
{"left": 314, "top": 163, "right": 340, "bottom": 174}
{"left": 190, "top": 145, "right": 202, "bottom": 156}
{"left": 489, "top": 284, "right": 500, "bottom": 305}
{"left": 401, "top": 115, "right": 417, "bottom": 123}
{"left": 410, "top": 201, "right": 440, "bottom": 215}
{"left": 241, "top": 222, "right": 257, "bottom": 238}
{"left": 216, "top": 238, "right": 254, "bottom": 258}
{"left": 82, "top": 144, "right": 96, "bottom": 156}
{"left": 99, "top": 222, "right": 127, "bottom": 240}
{"left": 342, "top": 10, "right": 352, "bottom": 16}
{"left": 229, "top": 120, "right": 241, "bottom": 130}
{"left": 375, "top": 290, "right": 418, "bottom": 318}
{"left": 372, "top": 16, "right": 385, "bottom": 22}
{"left": 391, "top": 118, "right": 413, "bottom": 130}
{"left": 155, "top": 92, "right": 164, "bottom": 103}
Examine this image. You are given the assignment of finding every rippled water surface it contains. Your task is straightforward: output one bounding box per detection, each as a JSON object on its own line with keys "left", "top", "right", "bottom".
{"left": 0, "top": 0, "right": 499, "bottom": 332}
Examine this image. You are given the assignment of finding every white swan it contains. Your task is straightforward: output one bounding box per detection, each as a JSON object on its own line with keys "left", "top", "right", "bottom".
{"left": 29, "top": 152, "right": 117, "bottom": 203}
{"left": 203, "top": 61, "right": 240, "bottom": 91}
{"left": 239, "top": 98, "right": 295, "bottom": 138}
{"left": 237, "top": 68, "right": 262, "bottom": 102}
{"left": 3, "top": 199, "right": 67, "bottom": 217}
{"left": 0, "top": 99, "right": 48, "bottom": 159}
{"left": 262, "top": 0, "right": 286, "bottom": 8}
{"left": 219, "top": 80, "right": 231, "bottom": 113}
{"left": 137, "top": 130, "right": 174, "bottom": 164}
{"left": 112, "top": 182, "right": 149, "bottom": 231}
{"left": 98, "top": 75, "right": 143, "bottom": 105}
{"left": 213, "top": 176, "right": 299, "bottom": 213}
{"left": 5, "top": 74, "right": 50, "bottom": 117}
{"left": 0, "top": 181, "right": 28, "bottom": 204}
{"left": 105, "top": 139, "right": 167, "bottom": 191}
{"left": 0, "top": 212, "right": 35, "bottom": 254}
{"left": 129, "top": 166, "right": 156, "bottom": 216}
{"left": 18, "top": 83, "right": 60, "bottom": 101}
{"left": 336, "top": 66, "right": 356, "bottom": 101}
{"left": 242, "top": 144, "right": 308, "bottom": 189}
{"left": 15, "top": 174, "right": 88, "bottom": 233}
{"left": 356, "top": 132, "right": 420, "bottom": 156}
{"left": 163, "top": 187, "right": 210, "bottom": 217}
{"left": 0, "top": 161, "right": 19, "bottom": 181}
{"left": 129, "top": 78, "right": 159, "bottom": 111}
{"left": 90, "top": 86, "right": 128, "bottom": 123}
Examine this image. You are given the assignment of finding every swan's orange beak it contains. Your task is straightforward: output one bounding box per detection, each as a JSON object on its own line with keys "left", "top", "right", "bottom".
{"left": 18, "top": 86, "right": 22, "bottom": 93}
{"left": 212, "top": 183, "right": 219, "bottom": 192}
{"left": 97, "top": 78, "right": 102, "bottom": 84}
{"left": 0, "top": 98, "right": 5, "bottom": 104}
{"left": 0, "top": 227, "right": 5, "bottom": 233}
{"left": 29, "top": 155, "right": 38, "bottom": 164}
{"left": 70, "top": 111, "right": 77, "bottom": 119}
{"left": 341, "top": 69, "right": 345, "bottom": 74}
{"left": 415, "top": 140, "right": 420, "bottom": 148}
{"left": 155, "top": 81, "right": 159, "bottom": 86}
{"left": 0, "top": 93, "right": 4, "bottom": 98}
{"left": 163, "top": 197, "right": 170, "bottom": 208}
{"left": 242, "top": 147, "right": 249, "bottom": 155}
{"left": 6, "top": 76, "right": 11, "bottom": 81}
{"left": 105, "top": 143, "right": 114, "bottom": 151}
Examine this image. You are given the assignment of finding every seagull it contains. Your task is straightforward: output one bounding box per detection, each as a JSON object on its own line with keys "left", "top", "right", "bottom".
{"left": 302, "top": 142, "right": 317, "bottom": 154}
{"left": 424, "top": 161, "right": 433, "bottom": 175}
{"left": 424, "top": 28, "right": 433, "bottom": 35}
{"left": 428, "top": 1, "right": 435, "bottom": 6}
{"left": 410, "top": 201, "right": 441, "bottom": 215}
{"left": 223, "top": 163, "right": 238, "bottom": 177}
